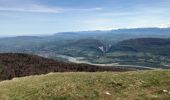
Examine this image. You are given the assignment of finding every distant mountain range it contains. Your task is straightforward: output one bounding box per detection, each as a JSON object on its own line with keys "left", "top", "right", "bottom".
{"left": 53, "top": 28, "right": 170, "bottom": 42}
{"left": 0, "top": 28, "right": 170, "bottom": 69}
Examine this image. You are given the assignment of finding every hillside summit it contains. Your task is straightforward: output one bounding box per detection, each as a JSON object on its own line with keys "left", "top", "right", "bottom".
{"left": 0, "top": 70, "right": 169, "bottom": 100}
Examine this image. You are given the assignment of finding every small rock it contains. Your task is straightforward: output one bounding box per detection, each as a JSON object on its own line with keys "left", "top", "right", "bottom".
{"left": 152, "top": 95, "right": 158, "bottom": 98}
{"left": 163, "top": 90, "right": 168, "bottom": 93}
{"left": 168, "top": 92, "right": 170, "bottom": 95}
{"left": 12, "top": 78, "right": 18, "bottom": 81}
{"left": 104, "top": 91, "right": 111, "bottom": 95}
{"left": 47, "top": 72, "right": 54, "bottom": 75}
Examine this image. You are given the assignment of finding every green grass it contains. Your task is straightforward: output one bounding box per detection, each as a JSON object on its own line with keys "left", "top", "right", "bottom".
{"left": 0, "top": 70, "right": 170, "bottom": 100}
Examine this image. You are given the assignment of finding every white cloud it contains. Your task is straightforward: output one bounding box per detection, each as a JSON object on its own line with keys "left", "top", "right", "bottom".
{"left": 0, "top": 6, "right": 102, "bottom": 13}
{"left": 67, "top": 7, "right": 103, "bottom": 12}
{"left": 0, "top": 5, "right": 63, "bottom": 13}
{"left": 0, "top": 0, "right": 63, "bottom": 13}
{"left": 154, "top": 23, "right": 170, "bottom": 28}
{"left": 0, "top": 1, "right": 102, "bottom": 14}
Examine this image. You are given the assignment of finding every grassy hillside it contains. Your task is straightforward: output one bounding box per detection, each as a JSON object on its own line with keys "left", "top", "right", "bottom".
{"left": 0, "top": 70, "right": 170, "bottom": 100}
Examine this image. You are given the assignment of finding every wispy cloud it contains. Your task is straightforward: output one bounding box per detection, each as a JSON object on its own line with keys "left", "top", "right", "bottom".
{"left": 67, "top": 7, "right": 103, "bottom": 12}
{"left": 0, "top": 5, "right": 63, "bottom": 13}
{"left": 0, "top": 4, "right": 102, "bottom": 13}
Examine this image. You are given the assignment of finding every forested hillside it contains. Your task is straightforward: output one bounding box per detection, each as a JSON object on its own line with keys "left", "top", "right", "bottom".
{"left": 0, "top": 53, "right": 131, "bottom": 81}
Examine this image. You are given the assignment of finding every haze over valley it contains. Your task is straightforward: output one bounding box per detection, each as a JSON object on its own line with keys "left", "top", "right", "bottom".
{"left": 1, "top": 28, "right": 170, "bottom": 69}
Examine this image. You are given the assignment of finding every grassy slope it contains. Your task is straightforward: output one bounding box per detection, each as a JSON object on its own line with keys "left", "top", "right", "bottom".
{"left": 0, "top": 70, "right": 170, "bottom": 100}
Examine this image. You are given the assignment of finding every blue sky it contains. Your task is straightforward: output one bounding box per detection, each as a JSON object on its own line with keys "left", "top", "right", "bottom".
{"left": 0, "top": 0, "right": 170, "bottom": 36}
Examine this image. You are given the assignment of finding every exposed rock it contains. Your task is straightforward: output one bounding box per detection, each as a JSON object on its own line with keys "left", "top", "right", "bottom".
{"left": 163, "top": 90, "right": 168, "bottom": 93}
{"left": 104, "top": 91, "right": 111, "bottom": 95}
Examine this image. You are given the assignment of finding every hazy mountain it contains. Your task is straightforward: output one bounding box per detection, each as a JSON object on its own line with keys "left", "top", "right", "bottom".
{"left": 0, "top": 27, "right": 170, "bottom": 52}
{"left": 111, "top": 38, "right": 170, "bottom": 56}
{"left": 0, "top": 28, "right": 170, "bottom": 68}
{"left": 53, "top": 28, "right": 170, "bottom": 42}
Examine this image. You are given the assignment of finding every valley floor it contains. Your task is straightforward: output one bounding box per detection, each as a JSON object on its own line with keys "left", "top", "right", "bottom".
{"left": 54, "top": 54, "right": 161, "bottom": 70}
{"left": 0, "top": 70, "right": 170, "bottom": 100}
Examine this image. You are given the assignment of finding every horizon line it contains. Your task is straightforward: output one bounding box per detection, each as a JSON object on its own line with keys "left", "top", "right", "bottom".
{"left": 1, "top": 27, "right": 170, "bottom": 37}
